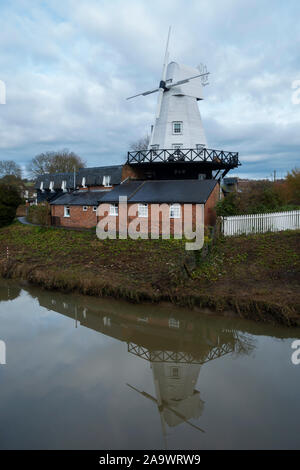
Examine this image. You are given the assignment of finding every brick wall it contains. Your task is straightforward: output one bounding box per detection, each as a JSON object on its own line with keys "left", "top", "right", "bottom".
{"left": 204, "top": 183, "right": 219, "bottom": 226}
{"left": 121, "top": 164, "right": 146, "bottom": 181}
{"left": 51, "top": 205, "right": 97, "bottom": 228}
{"left": 51, "top": 183, "right": 219, "bottom": 231}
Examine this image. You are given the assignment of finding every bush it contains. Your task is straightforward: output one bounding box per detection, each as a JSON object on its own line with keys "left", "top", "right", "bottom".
{"left": 0, "top": 184, "right": 22, "bottom": 227}
{"left": 27, "top": 203, "right": 51, "bottom": 225}
{"left": 218, "top": 173, "right": 300, "bottom": 216}
{"left": 216, "top": 192, "right": 240, "bottom": 216}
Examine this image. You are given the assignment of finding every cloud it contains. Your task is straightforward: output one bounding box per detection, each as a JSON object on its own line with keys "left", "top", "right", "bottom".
{"left": 0, "top": 0, "right": 299, "bottom": 178}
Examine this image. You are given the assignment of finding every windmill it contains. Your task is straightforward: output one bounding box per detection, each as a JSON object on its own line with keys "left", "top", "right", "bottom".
{"left": 127, "top": 27, "right": 210, "bottom": 152}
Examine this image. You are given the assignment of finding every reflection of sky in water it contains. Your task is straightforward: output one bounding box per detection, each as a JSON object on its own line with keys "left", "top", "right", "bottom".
{"left": 0, "top": 282, "right": 299, "bottom": 450}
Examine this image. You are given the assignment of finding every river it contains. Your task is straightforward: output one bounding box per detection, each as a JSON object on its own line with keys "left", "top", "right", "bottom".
{"left": 0, "top": 280, "right": 299, "bottom": 449}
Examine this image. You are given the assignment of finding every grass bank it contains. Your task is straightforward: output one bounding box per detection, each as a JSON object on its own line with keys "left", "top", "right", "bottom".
{"left": 0, "top": 221, "right": 299, "bottom": 326}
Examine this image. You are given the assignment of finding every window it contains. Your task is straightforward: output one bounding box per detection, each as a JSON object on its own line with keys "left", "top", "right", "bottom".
{"left": 172, "top": 144, "right": 182, "bottom": 150}
{"left": 93, "top": 206, "right": 97, "bottom": 212}
{"left": 170, "top": 204, "right": 181, "bottom": 218}
{"left": 171, "top": 367, "right": 180, "bottom": 378}
{"left": 62, "top": 180, "right": 67, "bottom": 192}
{"left": 196, "top": 144, "right": 205, "bottom": 151}
{"left": 83, "top": 206, "right": 88, "bottom": 211}
{"left": 49, "top": 181, "right": 54, "bottom": 192}
{"left": 109, "top": 204, "right": 118, "bottom": 216}
{"left": 138, "top": 203, "right": 148, "bottom": 218}
{"left": 40, "top": 181, "right": 44, "bottom": 192}
{"left": 64, "top": 206, "right": 70, "bottom": 217}
{"left": 103, "top": 316, "right": 111, "bottom": 327}
{"left": 103, "top": 175, "right": 111, "bottom": 187}
{"left": 82, "top": 177, "right": 86, "bottom": 188}
{"left": 173, "top": 121, "right": 182, "bottom": 134}
{"left": 169, "top": 318, "right": 180, "bottom": 329}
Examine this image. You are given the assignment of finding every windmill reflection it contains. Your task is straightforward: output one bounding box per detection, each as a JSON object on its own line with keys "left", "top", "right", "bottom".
{"left": 22, "top": 286, "right": 255, "bottom": 438}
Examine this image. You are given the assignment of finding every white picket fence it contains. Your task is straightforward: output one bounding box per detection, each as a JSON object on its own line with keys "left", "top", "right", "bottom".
{"left": 222, "top": 210, "right": 300, "bottom": 236}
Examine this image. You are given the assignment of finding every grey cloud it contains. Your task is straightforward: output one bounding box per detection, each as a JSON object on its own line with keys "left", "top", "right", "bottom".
{"left": 0, "top": 0, "right": 299, "bottom": 177}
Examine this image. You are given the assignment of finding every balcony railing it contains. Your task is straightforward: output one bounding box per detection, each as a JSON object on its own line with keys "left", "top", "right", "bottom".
{"left": 127, "top": 147, "right": 240, "bottom": 168}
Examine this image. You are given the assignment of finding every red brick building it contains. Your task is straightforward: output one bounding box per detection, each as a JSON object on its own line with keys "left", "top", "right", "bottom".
{"left": 34, "top": 148, "right": 240, "bottom": 232}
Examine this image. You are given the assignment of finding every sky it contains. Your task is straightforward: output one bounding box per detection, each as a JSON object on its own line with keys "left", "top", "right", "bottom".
{"left": 0, "top": 0, "right": 299, "bottom": 179}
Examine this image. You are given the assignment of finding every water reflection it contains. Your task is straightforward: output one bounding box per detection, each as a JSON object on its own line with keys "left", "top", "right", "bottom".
{"left": 1, "top": 281, "right": 300, "bottom": 449}
{"left": 2, "top": 281, "right": 258, "bottom": 440}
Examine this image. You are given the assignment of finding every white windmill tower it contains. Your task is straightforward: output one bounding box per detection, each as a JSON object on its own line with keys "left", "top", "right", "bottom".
{"left": 127, "top": 27, "right": 210, "bottom": 153}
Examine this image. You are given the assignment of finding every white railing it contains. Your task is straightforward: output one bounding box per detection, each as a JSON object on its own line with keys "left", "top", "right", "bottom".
{"left": 222, "top": 210, "right": 300, "bottom": 236}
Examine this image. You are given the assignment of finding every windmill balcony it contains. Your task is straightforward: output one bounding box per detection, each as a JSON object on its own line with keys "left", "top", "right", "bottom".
{"left": 127, "top": 147, "right": 240, "bottom": 169}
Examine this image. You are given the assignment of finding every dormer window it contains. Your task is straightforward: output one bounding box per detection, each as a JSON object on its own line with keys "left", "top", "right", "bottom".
{"left": 62, "top": 180, "right": 67, "bottom": 192}
{"left": 40, "top": 181, "right": 44, "bottom": 192}
{"left": 103, "top": 175, "right": 111, "bottom": 187}
{"left": 172, "top": 121, "right": 182, "bottom": 134}
{"left": 82, "top": 177, "right": 86, "bottom": 188}
{"left": 49, "top": 181, "right": 54, "bottom": 192}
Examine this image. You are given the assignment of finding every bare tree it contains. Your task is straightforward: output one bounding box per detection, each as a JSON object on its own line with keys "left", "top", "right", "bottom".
{"left": 27, "top": 149, "right": 86, "bottom": 177}
{"left": 129, "top": 135, "right": 150, "bottom": 151}
{"left": 0, "top": 160, "right": 22, "bottom": 179}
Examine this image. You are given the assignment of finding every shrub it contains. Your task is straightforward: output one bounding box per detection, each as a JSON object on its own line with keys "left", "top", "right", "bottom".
{"left": 27, "top": 203, "right": 51, "bottom": 225}
{"left": 0, "top": 184, "right": 22, "bottom": 227}
{"left": 216, "top": 192, "right": 240, "bottom": 216}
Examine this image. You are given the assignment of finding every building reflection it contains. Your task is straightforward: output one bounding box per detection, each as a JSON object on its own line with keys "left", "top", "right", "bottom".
{"left": 18, "top": 285, "right": 255, "bottom": 438}
{"left": 0, "top": 282, "right": 257, "bottom": 438}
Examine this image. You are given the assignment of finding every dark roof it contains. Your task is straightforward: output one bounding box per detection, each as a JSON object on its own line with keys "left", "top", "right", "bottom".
{"left": 98, "top": 179, "right": 218, "bottom": 204}
{"left": 77, "top": 165, "right": 123, "bottom": 186}
{"left": 99, "top": 181, "right": 142, "bottom": 202}
{"left": 37, "top": 191, "right": 63, "bottom": 204}
{"left": 50, "top": 190, "right": 109, "bottom": 206}
{"left": 34, "top": 172, "right": 73, "bottom": 190}
{"left": 223, "top": 177, "right": 238, "bottom": 185}
{"left": 35, "top": 165, "right": 123, "bottom": 190}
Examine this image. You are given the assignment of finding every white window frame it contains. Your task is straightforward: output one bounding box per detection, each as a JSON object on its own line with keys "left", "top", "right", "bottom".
{"left": 109, "top": 203, "right": 118, "bottom": 216}
{"left": 49, "top": 181, "right": 54, "bottom": 192}
{"left": 64, "top": 206, "right": 70, "bottom": 218}
{"left": 138, "top": 203, "right": 148, "bottom": 218}
{"left": 93, "top": 206, "right": 97, "bottom": 212}
{"left": 40, "top": 181, "right": 44, "bottom": 192}
{"left": 172, "top": 121, "right": 183, "bottom": 135}
{"left": 169, "top": 318, "right": 180, "bottom": 329}
{"left": 172, "top": 143, "right": 183, "bottom": 150}
{"left": 169, "top": 204, "right": 181, "bottom": 219}
{"left": 62, "top": 180, "right": 67, "bottom": 192}
{"left": 83, "top": 206, "right": 88, "bottom": 212}
{"left": 103, "top": 175, "right": 111, "bottom": 187}
{"left": 196, "top": 144, "right": 205, "bottom": 151}
{"left": 82, "top": 177, "right": 86, "bottom": 188}
{"left": 170, "top": 367, "right": 180, "bottom": 378}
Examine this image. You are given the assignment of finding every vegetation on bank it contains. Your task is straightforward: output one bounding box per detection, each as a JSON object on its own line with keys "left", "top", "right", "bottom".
{"left": 0, "top": 221, "right": 299, "bottom": 326}
{"left": 216, "top": 168, "right": 300, "bottom": 216}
